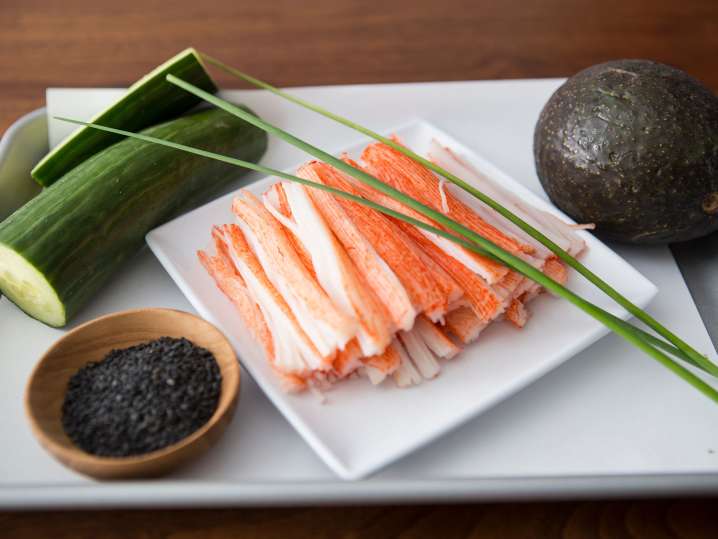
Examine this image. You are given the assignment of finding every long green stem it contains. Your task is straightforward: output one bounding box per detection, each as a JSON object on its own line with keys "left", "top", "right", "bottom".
{"left": 56, "top": 115, "right": 718, "bottom": 402}
{"left": 200, "top": 53, "right": 715, "bottom": 375}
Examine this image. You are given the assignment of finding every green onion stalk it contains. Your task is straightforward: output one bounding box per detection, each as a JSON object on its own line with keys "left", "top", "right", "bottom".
{"left": 199, "top": 53, "right": 717, "bottom": 378}
{"left": 56, "top": 74, "right": 718, "bottom": 403}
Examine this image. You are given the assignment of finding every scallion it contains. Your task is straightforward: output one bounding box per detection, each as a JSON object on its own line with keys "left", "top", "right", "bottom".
{"left": 56, "top": 113, "right": 718, "bottom": 403}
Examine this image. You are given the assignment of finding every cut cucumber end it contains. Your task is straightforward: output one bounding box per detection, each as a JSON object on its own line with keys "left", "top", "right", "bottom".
{"left": 0, "top": 244, "right": 65, "bottom": 327}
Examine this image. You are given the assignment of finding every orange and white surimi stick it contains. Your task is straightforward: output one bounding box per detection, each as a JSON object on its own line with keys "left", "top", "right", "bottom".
{"left": 427, "top": 141, "right": 587, "bottom": 256}
{"left": 444, "top": 306, "right": 488, "bottom": 344}
{"left": 414, "top": 315, "right": 460, "bottom": 360}
{"left": 197, "top": 249, "right": 275, "bottom": 362}
{"left": 391, "top": 339, "right": 424, "bottom": 388}
{"left": 398, "top": 328, "right": 441, "bottom": 380}
{"left": 299, "top": 161, "right": 453, "bottom": 325}
{"left": 505, "top": 297, "right": 529, "bottom": 328}
{"left": 216, "top": 224, "right": 328, "bottom": 375}
{"left": 393, "top": 225, "right": 506, "bottom": 322}
{"left": 341, "top": 165, "right": 510, "bottom": 287}
{"left": 232, "top": 191, "right": 357, "bottom": 359}
{"left": 543, "top": 257, "right": 568, "bottom": 286}
{"left": 263, "top": 183, "right": 315, "bottom": 275}
{"left": 332, "top": 339, "right": 363, "bottom": 378}
{"left": 293, "top": 163, "right": 416, "bottom": 331}
{"left": 340, "top": 155, "right": 510, "bottom": 286}
{"left": 276, "top": 179, "right": 393, "bottom": 357}
{"left": 330, "top": 171, "right": 505, "bottom": 321}
{"left": 362, "top": 344, "right": 402, "bottom": 385}
{"left": 362, "top": 142, "right": 536, "bottom": 257}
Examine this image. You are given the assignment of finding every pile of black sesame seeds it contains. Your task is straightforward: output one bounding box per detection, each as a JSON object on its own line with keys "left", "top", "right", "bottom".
{"left": 62, "top": 337, "right": 222, "bottom": 457}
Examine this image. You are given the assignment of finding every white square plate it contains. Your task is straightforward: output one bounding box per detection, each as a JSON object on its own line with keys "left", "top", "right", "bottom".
{"left": 147, "top": 119, "right": 657, "bottom": 480}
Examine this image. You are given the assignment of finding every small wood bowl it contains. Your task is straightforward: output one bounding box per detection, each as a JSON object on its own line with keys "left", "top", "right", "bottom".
{"left": 25, "top": 308, "right": 240, "bottom": 480}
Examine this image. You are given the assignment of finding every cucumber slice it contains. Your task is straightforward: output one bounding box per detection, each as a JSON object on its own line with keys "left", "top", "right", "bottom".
{"left": 0, "top": 244, "right": 64, "bottom": 326}
{"left": 31, "top": 47, "right": 218, "bottom": 187}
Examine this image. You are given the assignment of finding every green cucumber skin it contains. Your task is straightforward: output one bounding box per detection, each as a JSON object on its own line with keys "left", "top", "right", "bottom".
{"left": 0, "top": 108, "right": 267, "bottom": 326}
{"left": 32, "top": 49, "right": 218, "bottom": 187}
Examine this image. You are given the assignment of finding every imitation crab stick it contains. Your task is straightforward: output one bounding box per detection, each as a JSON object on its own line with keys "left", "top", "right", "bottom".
{"left": 427, "top": 141, "right": 587, "bottom": 256}
{"left": 332, "top": 339, "right": 363, "bottom": 378}
{"left": 232, "top": 191, "right": 357, "bottom": 358}
{"left": 298, "top": 161, "right": 452, "bottom": 324}
{"left": 399, "top": 328, "right": 441, "bottom": 380}
{"left": 330, "top": 171, "right": 507, "bottom": 321}
{"left": 494, "top": 269, "right": 525, "bottom": 300}
{"left": 362, "top": 142, "right": 535, "bottom": 256}
{"left": 445, "top": 306, "right": 488, "bottom": 344}
{"left": 341, "top": 155, "right": 510, "bottom": 285}
{"left": 273, "top": 180, "right": 393, "bottom": 357}
{"left": 505, "top": 297, "right": 530, "bottom": 328}
{"left": 208, "top": 225, "right": 326, "bottom": 378}
{"left": 543, "top": 257, "right": 568, "bottom": 286}
{"left": 198, "top": 249, "right": 274, "bottom": 362}
{"left": 262, "top": 183, "right": 315, "bottom": 275}
{"left": 392, "top": 339, "right": 424, "bottom": 388}
{"left": 414, "top": 315, "right": 460, "bottom": 360}
{"left": 294, "top": 163, "right": 416, "bottom": 330}
{"left": 393, "top": 224, "right": 505, "bottom": 322}
{"left": 362, "top": 344, "right": 402, "bottom": 385}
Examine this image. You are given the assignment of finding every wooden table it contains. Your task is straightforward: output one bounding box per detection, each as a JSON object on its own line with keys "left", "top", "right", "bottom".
{"left": 2, "top": 0, "right": 717, "bottom": 536}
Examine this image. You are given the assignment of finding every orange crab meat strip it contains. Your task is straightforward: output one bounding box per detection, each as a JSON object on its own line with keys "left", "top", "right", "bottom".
{"left": 198, "top": 249, "right": 274, "bottom": 361}
{"left": 361, "top": 142, "right": 535, "bottom": 256}
{"left": 263, "top": 183, "right": 315, "bottom": 276}
{"left": 337, "top": 161, "right": 504, "bottom": 320}
{"left": 445, "top": 306, "right": 488, "bottom": 344}
{"left": 414, "top": 315, "right": 460, "bottom": 360}
{"left": 428, "top": 141, "right": 587, "bottom": 256}
{"left": 341, "top": 155, "right": 510, "bottom": 285}
{"left": 543, "top": 257, "right": 568, "bottom": 286}
{"left": 278, "top": 179, "right": 393, "bottom": 357}
{"left": 494, "top": 269, "right": 525, "bottom": 300}
{"left": 363, "top": 343, "right": 401, "bottom": 374}
{"left": 333, "top": 339, "right": 363, "bottom": 378}
{"left": 395, "top": 224, "right": 505, "bottom": 322}
{"left": 360, "top": 341, "right": 401, "bottom": 385}
{"left": 398, "top": 328, "right": 440, "bottom": 380}
{"left": 232, "top": 191, "right": 357, "bottom": 358}
{"left": 505, "top": 297, "right": 529, "bottom": 328}
{"left": 392, "top": 339, "right": 424, "bottom": 388}
{"left": 298, "top": 160, "right": 452, "bottom": 325}
{"left": 216, "top": 224, "right": 330, "bottom": 375}
{"left": 339, "top": 159, "right": 509, "bottom": 285}
{"left": 340, "top": 156, "right": 463, "bottom": 310}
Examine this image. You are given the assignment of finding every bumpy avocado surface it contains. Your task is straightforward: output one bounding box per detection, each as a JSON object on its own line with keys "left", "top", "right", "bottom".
{"left": 534, "top": 59, "right": 718, "bottom": 244}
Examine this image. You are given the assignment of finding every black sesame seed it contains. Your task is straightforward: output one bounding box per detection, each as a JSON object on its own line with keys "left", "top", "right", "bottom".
{"left": 61, "top": 337, "right": 222, "bottom": 458}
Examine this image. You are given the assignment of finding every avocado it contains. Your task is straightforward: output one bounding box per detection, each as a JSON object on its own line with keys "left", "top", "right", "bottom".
{"left": 534, "top": 59, "right": 718, "bottom": 244}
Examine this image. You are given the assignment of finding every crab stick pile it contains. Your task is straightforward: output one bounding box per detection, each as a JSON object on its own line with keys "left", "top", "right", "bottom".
{"left": 199, "top": 140, "right": 588, "bottom": 393}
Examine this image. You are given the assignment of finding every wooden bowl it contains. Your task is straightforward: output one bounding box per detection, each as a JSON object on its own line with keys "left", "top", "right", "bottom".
{"left": 24, "top": 308, "right": 240, "bottom": 480}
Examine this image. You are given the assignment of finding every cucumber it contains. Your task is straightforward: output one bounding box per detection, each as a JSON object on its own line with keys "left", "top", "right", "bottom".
{"left": 32, "top": 48, "right": 217, "bottom": 187}
{"left": 0, "top": 108, "right": 267, "bottom": 327}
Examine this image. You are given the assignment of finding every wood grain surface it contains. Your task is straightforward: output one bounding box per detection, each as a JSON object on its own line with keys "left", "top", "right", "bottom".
{"left": 2, "top": 0, "right": 718, "bottom": 536}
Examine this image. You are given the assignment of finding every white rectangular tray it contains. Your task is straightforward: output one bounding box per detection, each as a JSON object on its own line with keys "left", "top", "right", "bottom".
{"left": 1, "top": 79, "right": 717, "bottom": 508}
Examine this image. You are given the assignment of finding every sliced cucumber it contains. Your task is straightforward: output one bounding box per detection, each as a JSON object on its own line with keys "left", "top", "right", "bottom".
{"left": 31, "top": 47, "right": 218, "bottom": 187}
{"left": 0, "top": 244, "right": 64, "bottom": 326}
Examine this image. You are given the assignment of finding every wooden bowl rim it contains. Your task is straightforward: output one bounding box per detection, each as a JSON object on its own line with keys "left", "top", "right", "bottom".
{"left": 24, "top": 308, "right": 240, "bottom": 473}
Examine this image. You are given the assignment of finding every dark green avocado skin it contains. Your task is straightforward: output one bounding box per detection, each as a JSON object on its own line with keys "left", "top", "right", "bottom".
{"left": 534, "top": 59, "right": 718, "bottom": 244}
